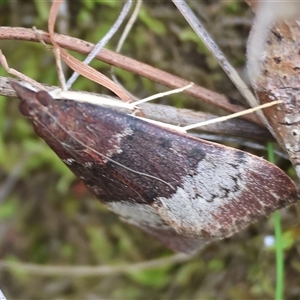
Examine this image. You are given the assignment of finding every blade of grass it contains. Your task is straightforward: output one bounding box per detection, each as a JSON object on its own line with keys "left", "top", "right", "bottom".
{"left": 267, "top": 142, "right": 284, "bottom": 300}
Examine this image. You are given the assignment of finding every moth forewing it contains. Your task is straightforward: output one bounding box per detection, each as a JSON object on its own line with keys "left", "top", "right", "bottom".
{"left": 11, "top": 82, "right": 299, "bottom": 253}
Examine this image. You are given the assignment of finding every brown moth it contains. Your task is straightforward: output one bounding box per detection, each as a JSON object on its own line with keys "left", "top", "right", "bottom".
{"left": 11, "top": 81, "right": 298, "bottom": 253}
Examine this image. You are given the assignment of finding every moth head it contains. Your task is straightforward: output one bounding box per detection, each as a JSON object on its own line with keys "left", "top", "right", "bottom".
{"left": 10, "top": 81, "right": 53, "bottom": 121}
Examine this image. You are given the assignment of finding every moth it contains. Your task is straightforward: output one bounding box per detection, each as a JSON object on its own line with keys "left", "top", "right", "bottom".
{"left": 11, "top": 81, "right": 298, "bottom": 253}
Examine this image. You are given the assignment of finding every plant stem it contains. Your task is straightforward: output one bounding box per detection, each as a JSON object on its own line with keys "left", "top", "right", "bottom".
{"left": 267, "top": 142, "right": 284, "bottom": 300}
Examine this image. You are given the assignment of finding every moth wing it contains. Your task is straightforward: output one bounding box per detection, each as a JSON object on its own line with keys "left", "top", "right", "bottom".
{"left": 151, "top": 151, "right": 298, "bottom": 240}
{"left": 105, "top": 201, "right": 209, "bottom": 253}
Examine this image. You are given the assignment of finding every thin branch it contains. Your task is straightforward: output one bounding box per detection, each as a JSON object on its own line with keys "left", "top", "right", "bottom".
{"left": 0, "top": 26, "right": 264, "bottom": 127}
{"left": 0, "top": 253, "right": 193, "bottom": 277}
{"left": 172, "top": 0, "right": 268, "bottom": 127}
{"left": 111, "top": 0, "right": 142, "bottom": 100}
{"left": 47, "top": 3, "right": 131, "bottom": 101}
{"left": 0, "top": 151, "right": 35, "bottom": 203}
{"left": 67, "top": 0, "right": 133, "bottom": 88}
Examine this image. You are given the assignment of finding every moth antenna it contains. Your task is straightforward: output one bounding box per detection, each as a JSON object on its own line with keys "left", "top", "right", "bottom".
{"left": 133, "top": 82, "right": 194, "bottom": 106}
{"left": 183, "top": 100, "right": 282, "bottom": 131}
{"left": 39, "top": 108, "right": 176, "bottom": 191}
{"left": 135, "top": 93, "right": 281, "bottom": 133}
